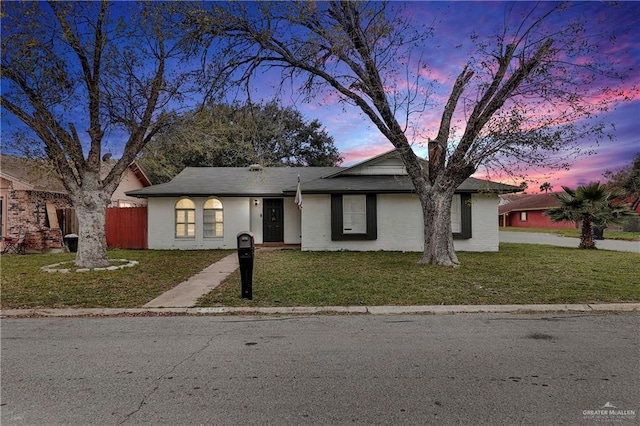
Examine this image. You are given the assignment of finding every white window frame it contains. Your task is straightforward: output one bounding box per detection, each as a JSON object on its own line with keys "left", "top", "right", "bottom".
{"left": 203, "top": 198, "right": 224, "bottom": 238}
{"left": 451, "top": 194, "right": 462, "bottom": 233}
{"left": 342, "top": 194, "right": 367, "bottom": 234}
{"left": 175, "top": 198, "right": 196, "bottom": 238}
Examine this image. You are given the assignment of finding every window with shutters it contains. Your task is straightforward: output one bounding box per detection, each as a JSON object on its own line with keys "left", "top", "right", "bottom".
{"left": 331, "top": 194, "right": 377, "bottom": 241}
{"left": 330, "top": 193, "right": 471, "bottom": 241}
{"left": 453, "top": 194, "right": 472, "bottom": 239}
{"left": 451, "top": 194, "right": 462, "bottom": 233}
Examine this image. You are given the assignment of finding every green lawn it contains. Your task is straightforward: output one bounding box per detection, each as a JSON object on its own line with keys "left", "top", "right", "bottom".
{"left": 1, "top": 244, "right": 638, "bottom": 309}
{"left": 0, "top": 249, "right": 232, "bottom": 309}
{"left": 198, "top": 244, "right": 640, "bottom": 307}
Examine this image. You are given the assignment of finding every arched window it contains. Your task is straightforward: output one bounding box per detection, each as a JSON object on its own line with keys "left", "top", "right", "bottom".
{"left": 203, "top": 198, "right": 224, "bottom": 237}
{"left": 175, "top": 198, "right": 195, "bottom": 238}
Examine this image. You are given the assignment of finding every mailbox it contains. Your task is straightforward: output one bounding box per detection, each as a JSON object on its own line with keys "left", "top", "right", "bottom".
{"left": 236, "top": 231, "right": 255, "bottom": 299}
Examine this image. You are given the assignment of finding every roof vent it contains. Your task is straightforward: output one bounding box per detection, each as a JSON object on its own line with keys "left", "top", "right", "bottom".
{"left": 249, "top": 164, "right": 263, "bottom": 172}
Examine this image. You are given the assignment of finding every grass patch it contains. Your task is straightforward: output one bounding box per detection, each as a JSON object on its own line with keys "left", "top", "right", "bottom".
{"left": 1, "top": 249, "right": 232, "bottom": 309}
{"left": 500, "top": 227, "right": 640, "bottom": 241}
{"left": 197, "top": 244, "right": 640, "bottom": 307}
{"left": 3, "top": 245, "right": 638, "bottom": 309}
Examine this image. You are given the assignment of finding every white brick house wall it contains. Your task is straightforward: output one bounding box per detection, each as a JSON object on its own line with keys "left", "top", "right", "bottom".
{"left": 147, "top": 196, "right": 304, "bottom": 249}
{"left": 146, "top": 192, "right": 500, "bottom": 252}
{"left": 301, "top": 193, "right": 500, "bottom": 252}
{"left": 147, "top": 197, "right": 250, "bottom": 250}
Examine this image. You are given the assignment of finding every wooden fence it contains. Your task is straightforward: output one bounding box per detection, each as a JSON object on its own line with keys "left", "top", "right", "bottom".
{"left": 106, "top": 207, "right": 148, "bottom": 249}
{"left": 57, "top": 208, "right": 79, "bottom": 236}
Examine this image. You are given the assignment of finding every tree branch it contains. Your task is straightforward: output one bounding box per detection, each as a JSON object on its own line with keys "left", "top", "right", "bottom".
{"left": 449, "top": 38, "right": 554, "bottom": 180}
{"left": 429, "top": 65, "right": 474, "bottom": 183}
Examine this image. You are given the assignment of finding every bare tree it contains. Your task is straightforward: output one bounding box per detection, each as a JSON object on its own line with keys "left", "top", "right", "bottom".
{"left": 187, "top": 1, "right": 636, "bottom": 265}
{"left": 1, "top": 1, "right": 192, "bottom": 267}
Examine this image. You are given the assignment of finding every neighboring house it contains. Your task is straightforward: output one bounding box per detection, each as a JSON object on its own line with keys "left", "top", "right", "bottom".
{"left": 0, "top": 154, "right": 152, "bottom": 251}
{"left": 107, "top": 161, "right": 152, "bottom": 208}
{"left": 127, "top": 150, "right": 520, "bottom": 252}
{"left": 498, "top": 192, "right": 575, "bottom": 229}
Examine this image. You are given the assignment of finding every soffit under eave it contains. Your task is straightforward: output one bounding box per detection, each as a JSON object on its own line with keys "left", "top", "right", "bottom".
{"left": 129, "top": 162, "right": 152, "bottom": 187}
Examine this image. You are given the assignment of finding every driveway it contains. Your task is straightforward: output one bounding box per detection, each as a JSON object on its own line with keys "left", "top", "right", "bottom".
{"left": 499, "top": 231, "right": 640, "bottom": 253}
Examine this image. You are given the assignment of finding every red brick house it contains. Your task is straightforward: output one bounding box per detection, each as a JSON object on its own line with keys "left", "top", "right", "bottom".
{"left": 0, "top": 154, "right": 151, "bottom": 252}
{"left": 499, "top": 192, "right": 575, "bottom": 229}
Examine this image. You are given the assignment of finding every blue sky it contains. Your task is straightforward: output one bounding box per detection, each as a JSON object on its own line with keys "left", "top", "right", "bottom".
{"left": 2, "top": 1, "right": 638, "bottom": 192}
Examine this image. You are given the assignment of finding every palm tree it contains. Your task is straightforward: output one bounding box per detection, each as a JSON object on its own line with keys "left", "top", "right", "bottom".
{"left": 539, "top": 182, "right": 553, "bottom": 193}
{"left": 546, "top": 182, "right": 636, "bottom": 249}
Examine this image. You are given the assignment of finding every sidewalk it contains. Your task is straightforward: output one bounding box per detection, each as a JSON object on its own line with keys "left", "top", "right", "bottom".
{"left": 499, "top": 231, "right": 640, "bottom": 253}
{"left": 2, "top": 303, "right": 639, "bottom": 318}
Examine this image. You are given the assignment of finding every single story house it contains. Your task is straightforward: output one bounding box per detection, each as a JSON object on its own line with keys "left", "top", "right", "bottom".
{"left": 498, "top": 192, "right": 574, "bottom": 229}
{"left": 0, "top": 154, "right": 152, "bottom": 251}
{"left": 127, "top": 150, "right": 520, "bottom": 252}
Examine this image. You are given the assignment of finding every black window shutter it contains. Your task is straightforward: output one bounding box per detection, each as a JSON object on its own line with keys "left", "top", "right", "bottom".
{"left": 331, "top": 194, "right": 377, "bottom": 241}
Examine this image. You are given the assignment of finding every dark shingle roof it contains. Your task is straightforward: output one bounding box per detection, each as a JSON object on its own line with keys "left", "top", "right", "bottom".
{"left": 127, "top": 167, "right": 342, "bottom": 197}
{"left": 127, "top": 165, "right": 520, "bottom": 198}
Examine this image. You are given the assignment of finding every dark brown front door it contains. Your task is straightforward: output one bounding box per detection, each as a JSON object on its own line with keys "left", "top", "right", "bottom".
{"left": 263, "top": 199, "right": 284, "bottom": 242}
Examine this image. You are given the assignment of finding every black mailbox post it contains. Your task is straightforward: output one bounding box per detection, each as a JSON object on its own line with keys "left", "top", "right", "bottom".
{"left": 237, "top": 231, "right": 255, "bottom": 299}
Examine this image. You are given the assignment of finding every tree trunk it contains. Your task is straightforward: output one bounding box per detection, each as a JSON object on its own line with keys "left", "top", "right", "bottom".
{"left": 72, "top": 189, "right": 111, "bottom": 268}
{"left": 419, "top": 188, "right": 460, "bottom": 266}
{"left": 579, "top": 217, "right": 596, "bottom": 249}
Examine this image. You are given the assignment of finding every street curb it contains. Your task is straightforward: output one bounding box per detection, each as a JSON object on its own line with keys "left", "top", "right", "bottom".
{"left": 1, "top": 303, "right": 639, "bottom": 318}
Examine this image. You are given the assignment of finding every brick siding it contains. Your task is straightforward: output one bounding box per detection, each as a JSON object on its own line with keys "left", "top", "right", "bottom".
{"left": 5, "top": 182, "right": 72, "bottom": 250}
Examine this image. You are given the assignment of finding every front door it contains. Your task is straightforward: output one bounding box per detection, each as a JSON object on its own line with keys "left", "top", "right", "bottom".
{"left": 263, "top": 198, "right": 284, "bottom": 243}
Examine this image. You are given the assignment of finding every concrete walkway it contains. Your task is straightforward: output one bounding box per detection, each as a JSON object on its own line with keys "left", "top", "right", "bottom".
{"left": 142, "top": 253, "right": 239, "bottom": 308}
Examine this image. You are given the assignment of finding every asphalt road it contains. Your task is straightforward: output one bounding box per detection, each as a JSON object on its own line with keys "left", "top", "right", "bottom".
{"left": 2, "top": 314, "right": 639, "bottom": 425}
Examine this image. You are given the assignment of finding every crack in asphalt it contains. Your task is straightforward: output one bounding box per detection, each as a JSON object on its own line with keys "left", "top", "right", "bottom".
{"left": 117, "top": 331, "right": 223, "bottom": 425}
{"left": 216, "top": 316, "right": 311, "bottom": 323}
{"left": 117, "top": 317, "right": 308, "bottom": 423}
{"left": 486, "top": 314, "right": 597, "bottom": 322}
